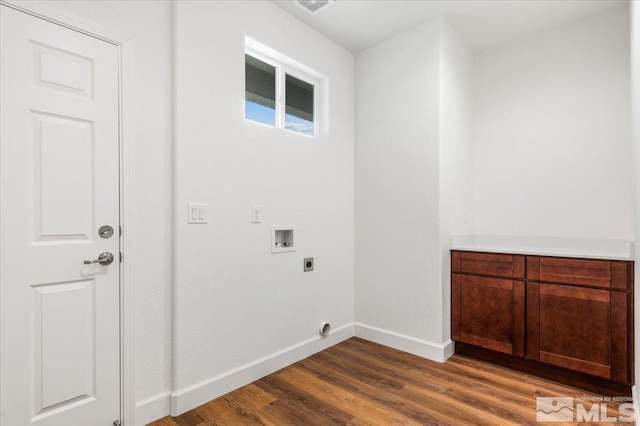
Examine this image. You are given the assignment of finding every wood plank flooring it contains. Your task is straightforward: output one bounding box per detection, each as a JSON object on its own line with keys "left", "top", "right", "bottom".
{"left": 148, "top": 338, "right": 630, "bottom": 425}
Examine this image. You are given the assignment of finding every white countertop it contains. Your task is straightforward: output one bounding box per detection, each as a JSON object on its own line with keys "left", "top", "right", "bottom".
{"left": 450, "top": 235, "right": 635, "bottom": 261}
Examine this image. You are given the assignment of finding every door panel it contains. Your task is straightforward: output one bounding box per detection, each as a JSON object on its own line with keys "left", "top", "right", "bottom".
{"left": 34, "top": 40, "right": 95, "bottom": 97}
{"left": 37, "top": 280, "right": 95, "bottom": 410}
{"left": 539, "top": 284, "right": 611, "bottom": 378}
{"left": 527, "top": 282, "right": 623, "bottom": 381}
{"left": 34, "top": 112, "right": 95, "bottom": 241}
{"left": 452, "top": 273, "right": 525, "bottom": 357}
{"left": 1, "top": 6, "right": 120, "bottom": 425}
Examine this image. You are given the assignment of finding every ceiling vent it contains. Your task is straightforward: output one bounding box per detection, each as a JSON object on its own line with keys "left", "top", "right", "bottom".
{"left": 292, "top": 0, "right": 335, "bottom": 15}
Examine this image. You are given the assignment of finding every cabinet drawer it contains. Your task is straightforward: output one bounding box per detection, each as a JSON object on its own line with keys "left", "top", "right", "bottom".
{"left": 527, "top": 256, "right": 630, "bottom": 290}
{"left": 452, "top": 251, "right": 524, "bottom": 279}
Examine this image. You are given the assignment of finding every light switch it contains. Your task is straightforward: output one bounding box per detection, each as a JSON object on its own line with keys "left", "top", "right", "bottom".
{"left": 188, "top": 203, "right": 207, "bottom": 224}
{"left": 251, "top": 205, "right": 261, "bottom": 223}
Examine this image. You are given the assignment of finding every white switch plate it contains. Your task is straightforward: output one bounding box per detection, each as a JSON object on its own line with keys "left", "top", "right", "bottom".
{"left": 188, "top": 203, "right": 207, "bottom": 224}
{"left": 251, "top": 205, "right": 261, "bottom": 223}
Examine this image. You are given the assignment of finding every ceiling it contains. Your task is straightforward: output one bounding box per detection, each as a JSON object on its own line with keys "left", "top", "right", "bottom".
{"left": 272, "top": 0, "right": 628, "bottom": 53}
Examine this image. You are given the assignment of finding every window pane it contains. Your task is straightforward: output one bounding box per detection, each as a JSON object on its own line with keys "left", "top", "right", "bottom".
{"left": 285, "top": 74, "right": 314, "bottom": 136}
{"left": 245, "top": 54, "right": 276, "bottom": 126}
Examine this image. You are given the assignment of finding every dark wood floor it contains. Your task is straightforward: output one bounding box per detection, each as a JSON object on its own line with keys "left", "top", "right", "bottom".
{"left": 149, "top": 337, "right": 628, "bottom": 425}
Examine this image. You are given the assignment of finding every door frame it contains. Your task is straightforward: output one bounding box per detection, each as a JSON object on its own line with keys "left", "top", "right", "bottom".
{"left": 0, "top": 1, "right": 135, "bottom": 424}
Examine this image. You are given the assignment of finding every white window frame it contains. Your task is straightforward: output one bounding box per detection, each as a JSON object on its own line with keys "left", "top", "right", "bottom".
{"left": 245, "top": 37, "right": 323, "bottom": 138}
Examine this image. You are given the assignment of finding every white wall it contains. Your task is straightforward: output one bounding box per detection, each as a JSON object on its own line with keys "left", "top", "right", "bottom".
{"left": 43, "top": 0, "right": 174, "bottom": 411}
{"left": 472, "top": 6, "right": 632, "bottom": 240}
{"left": 439, "top": 21, "right": 475, "bottom": 340}
{"left": 173, "top": 0, "right": 354, "bottom": 414}
{"left": 630, "top": 0, "right": 640, "bottom": 389}
{"left": 354, "top": 17, "right": 474, "bottom": 357}
{"left": 354, "top": 20, "right": 444, "bottom": 348}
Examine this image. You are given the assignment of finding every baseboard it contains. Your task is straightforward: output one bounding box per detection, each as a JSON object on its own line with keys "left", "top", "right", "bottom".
{"left": 135, "top": 391, "right": 171, "bottom": 426}
{"left": 354, "top": 322, "right": 454, "bottom": 363}
{"left": 169, "top": 322, "right": 355, "bottom": 416}
{"left": 141, "top": 322, "right": 452, "bottom": 421}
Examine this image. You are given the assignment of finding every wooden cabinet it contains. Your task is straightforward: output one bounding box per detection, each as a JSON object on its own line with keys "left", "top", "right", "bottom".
{"left": 526, "top": 256, "right": 632, "bottom": 385}
{"left": 451, "top": 252, "right": 525, "bottom": 357}
{"left": 526, "top": 255, "right": 630, "bottom": 290}
{"left": 451, "top": 251, "right": 525, "bottom": 278}
{"left": 451, "top": 250, "right": 634, "bottom": 394}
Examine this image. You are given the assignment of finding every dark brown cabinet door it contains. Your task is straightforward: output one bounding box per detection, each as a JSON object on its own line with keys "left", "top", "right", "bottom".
{"left": 526, "top": 282, "right": 630, "bottom": 384}
{"left": 452, "top": 274, "right": 525, "bottom": 357}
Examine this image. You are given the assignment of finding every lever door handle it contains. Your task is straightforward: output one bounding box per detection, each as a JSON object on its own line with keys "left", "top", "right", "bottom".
{"left": 83, "top": 252, "right": 114, "bottom": 265}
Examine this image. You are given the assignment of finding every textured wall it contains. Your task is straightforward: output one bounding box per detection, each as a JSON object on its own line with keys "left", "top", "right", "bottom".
{"left": 472, "top": 6, "right": 632, "bottom": 240}
{"left": 439, "top": 20, "right": 475, "bottom": 340}
{"left": 630, "top": 0, "right": 640, "bottom": 390}
{"left": 173, "top": 0, "right": 354, "bottom": 393}
{"left": 355, "top": 20, "right": 442, "bottom": 342}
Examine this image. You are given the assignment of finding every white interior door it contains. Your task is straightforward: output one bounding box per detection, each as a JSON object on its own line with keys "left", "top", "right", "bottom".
{"left": 0, "top": 5, "right": 121, "bottom": 426}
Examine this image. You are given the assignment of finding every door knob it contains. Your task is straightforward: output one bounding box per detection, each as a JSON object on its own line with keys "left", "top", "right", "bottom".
{"left": 83, "top": 252, "right": 114, "bottom": 265}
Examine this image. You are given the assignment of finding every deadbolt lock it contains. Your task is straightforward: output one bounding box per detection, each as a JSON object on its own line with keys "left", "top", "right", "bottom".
{"left": 99, "top": 225, "right": 114, "bottom": 239}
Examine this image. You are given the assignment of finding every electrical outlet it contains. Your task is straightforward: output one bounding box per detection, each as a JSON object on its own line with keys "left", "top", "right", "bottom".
{"left": 304, "top": 257, "right": 314, "bottom": 272}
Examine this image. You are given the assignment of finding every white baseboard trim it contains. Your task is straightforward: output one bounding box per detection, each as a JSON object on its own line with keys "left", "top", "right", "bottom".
{"left": 135, "top": 391, "right": 171, "bottom": 426}
{"left": 169, "top": 322, "right": 355, "bottom": 416}
{"left": 354, "top": 322, "right": 453, "bottom": 363}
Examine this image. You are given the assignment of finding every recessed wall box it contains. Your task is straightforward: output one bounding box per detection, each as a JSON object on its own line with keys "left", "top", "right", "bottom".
{"left": 304, "top": 257, "right": 314, "bottom": 272}
{"left": 272, "top": 226, "right": 295, "bottom": 253}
